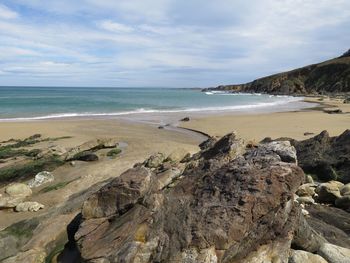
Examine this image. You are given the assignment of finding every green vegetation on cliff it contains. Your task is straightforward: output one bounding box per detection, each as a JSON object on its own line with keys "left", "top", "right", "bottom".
{"left": 207, "top": 51, "right": 350, "bottom": 95}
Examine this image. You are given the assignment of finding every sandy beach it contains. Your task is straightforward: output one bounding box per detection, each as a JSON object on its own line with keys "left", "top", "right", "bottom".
{"left": 0, "top": 96, "right": 349, "bottom": 261}
{"left": 180, "top": 97, "right": 350, "bottom": 141}
{"left": 0, "top": 97, "right": 348, "bottom": 229}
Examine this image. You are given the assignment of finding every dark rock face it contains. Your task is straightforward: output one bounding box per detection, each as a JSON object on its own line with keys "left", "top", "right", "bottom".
{"left": 74, "top": 134, "right": 306, "bottom": 262}
{"left": 204, "top": 52, "right": 350, "bottom": 95}
{"left": 290, "top": 130, "right": 350, "bottom": 183}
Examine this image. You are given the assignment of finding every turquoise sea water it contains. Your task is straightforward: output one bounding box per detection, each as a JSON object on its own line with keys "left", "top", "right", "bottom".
{"left": 0, "top": 86, "right": 308, "bottom": 121}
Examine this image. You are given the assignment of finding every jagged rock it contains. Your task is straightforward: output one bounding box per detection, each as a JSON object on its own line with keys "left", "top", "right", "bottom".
{"left": 335, "top": 196, "right": 350, "bottom": 210}
{"left": 290, "top": 130, "right": 350, "bottom": 183}
{"left": 296, "top": 183, "right": 317, "bottom": 197}
{"left": 15, "top": 201, "right": 44, "bottom": 212}
{"left": 297, "top": 196, "right": 315, "bottom": 205}
{"left": 261, "top": 140, "right": 297, "bottom": 163}
{"left": 289, "top": 249, "right": 327, "bottom": 263}
{"left": 340, "top": 183, "right": 350, "bottom": 196}
{"left": 199, "top": 132, "right": 245, "bottom": 160}
{"left": 74, "top": 133, "right": 305, "bottom": 262}
{"left": 81, "top": 166, "right": 153, "bottom": 219}
{"left": 318, "top": 243, "right": 350, "bottom": 263}
{"left": 1, "top": 248, "right": 46, "bottom": 263}
{"left": 198, "top": 136, "right": 218, "bottom": 151}
{"left": 180, "top": 117, "right": 190, "bottom": 122}
{"left": 143, "top": 153, "right": 165, "bottom": 168}
{"left": 27, "top": 171, "right": 54, "bottom": 188}
{"left": 5, "top": 183, "right": 32, "bottom": 197}
{"left": 316, "top": 182, "right": 342, "bottom": 203}
{"left": 65, "top": 138, "right": 118, "bottom": 160}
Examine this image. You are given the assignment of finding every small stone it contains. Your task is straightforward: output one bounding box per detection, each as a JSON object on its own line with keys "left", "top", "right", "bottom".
{"left": 70, "top": 161, "right": 76, "bottom": 166}
{"left": 296, "top": 183, "right": 317, "bottom": 197}
{"left": 180, "top": 117, "right": 190, "bottom": 122}
{"left": 27, "top": 171, "right": 54, "bottom": 188}
{"left": 15, "top": 201, "right": 44, "bottom": 212}
{"left": 297, "top": 196, "right": 315, "bottom": 205}
{"left": 5, "top": 183, "right": 32, "bottom": 197}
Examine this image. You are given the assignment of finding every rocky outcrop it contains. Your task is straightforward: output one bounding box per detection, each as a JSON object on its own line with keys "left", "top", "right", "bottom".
{"left": 73, "top": 133, "right": 310, "bottom": 262}
{"left": 272, "top": 130, "right": 350, "bottom": 183}
{"left": 64, "top": 138, "right": 118, "bottom": 161}
{"left": 204, "top": 51, "right": 350, "bottom": 95}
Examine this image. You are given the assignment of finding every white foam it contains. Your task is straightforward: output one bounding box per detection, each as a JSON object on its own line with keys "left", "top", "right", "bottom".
{"left": 0, "top": 96, "right": 304, "bottom": 122}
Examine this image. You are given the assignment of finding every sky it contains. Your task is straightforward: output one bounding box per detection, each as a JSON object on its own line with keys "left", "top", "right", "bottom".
{"left": 0, "top": 0, "right": 349, "bottom": 87}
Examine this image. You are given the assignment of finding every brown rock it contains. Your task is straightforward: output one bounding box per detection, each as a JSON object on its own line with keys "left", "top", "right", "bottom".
{"left": 74, "top": 133, "right": 305, "bottom": 262}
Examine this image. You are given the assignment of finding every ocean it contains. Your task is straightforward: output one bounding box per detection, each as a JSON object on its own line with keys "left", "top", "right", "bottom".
{"left": 0, "top": 86, "right": 311, "bottom": 121}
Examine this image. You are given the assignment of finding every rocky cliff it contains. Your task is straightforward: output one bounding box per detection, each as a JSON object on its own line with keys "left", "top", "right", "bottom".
{"left": 204, "top": 51, "right": 350, "bottom": 95}
{"left": 69, "top": 133, "right": 350, "bottom": 263}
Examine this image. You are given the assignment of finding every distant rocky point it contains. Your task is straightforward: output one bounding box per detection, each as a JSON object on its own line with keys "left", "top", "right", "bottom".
{"left": 204, "top": 50, "right": 350, "bottom": 95}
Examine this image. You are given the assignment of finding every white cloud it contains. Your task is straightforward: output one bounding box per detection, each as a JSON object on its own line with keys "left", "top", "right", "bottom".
{"left": 99, "top": 20, "right": 134, "bottom": 33}
{"left": 0, "top": 4, "right": 18, "bottom": 19}
{"left": 1, "top": 0, "right": 349, "bottom": 86}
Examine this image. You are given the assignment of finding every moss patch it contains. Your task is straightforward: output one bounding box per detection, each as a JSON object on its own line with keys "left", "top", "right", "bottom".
{"left": 40, "top": 178, "right": 80, "bottom": 193}
{"left": 107, "top": 148, "right": 122, "bottom": 157}
{"left": 0, "top": 156, "right": 64, "bottom": 183}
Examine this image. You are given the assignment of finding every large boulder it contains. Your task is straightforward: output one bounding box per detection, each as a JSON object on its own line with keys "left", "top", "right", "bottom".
{"left": 316, "top": 182, "right": 342, "bottom": 203}
{"left": 318, "top": 243, "right": 350, "bottom": 263}
{"left": 290, "top": 130, "right": 350, "bottom": 183}
{"left": 73, "top": 134, "right": 305, "bottom": 262}
{"left": 27, "top": 171, "right": 54, "bottom": 188}
{"left": 5, "top": 183, "right": 32, "bottom": 197}
{"left": 289, "top": 249, "right": 327, "bottom": 263}
{"left": 306, "top": 204, "right": 350, "bottom": 248}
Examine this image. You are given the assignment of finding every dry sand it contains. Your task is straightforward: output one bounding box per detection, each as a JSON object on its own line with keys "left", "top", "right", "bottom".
{"left": 180, "top": 97, "right": 350, "bottom": 141}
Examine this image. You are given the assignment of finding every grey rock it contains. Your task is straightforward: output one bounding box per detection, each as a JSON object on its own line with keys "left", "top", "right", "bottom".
{"left": 297, "top": 196, "right": 315, "bottom": 205}
{"left": 15, "top": 201, "right": 44, "bottom": 212}
{"left": 316, "top": 182, "right": 342, "bottom": 203}
{"left": 5, "top": 183, "right": 32, "bottom": 197}
{"left": 289, "top": 249, "right": 327, "bottom": 263}
{"left": 27, "top": 171, "right": 54, "bottom": 188}
{"left": 318, "top": 243, "right": 350, "bottom": 263}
